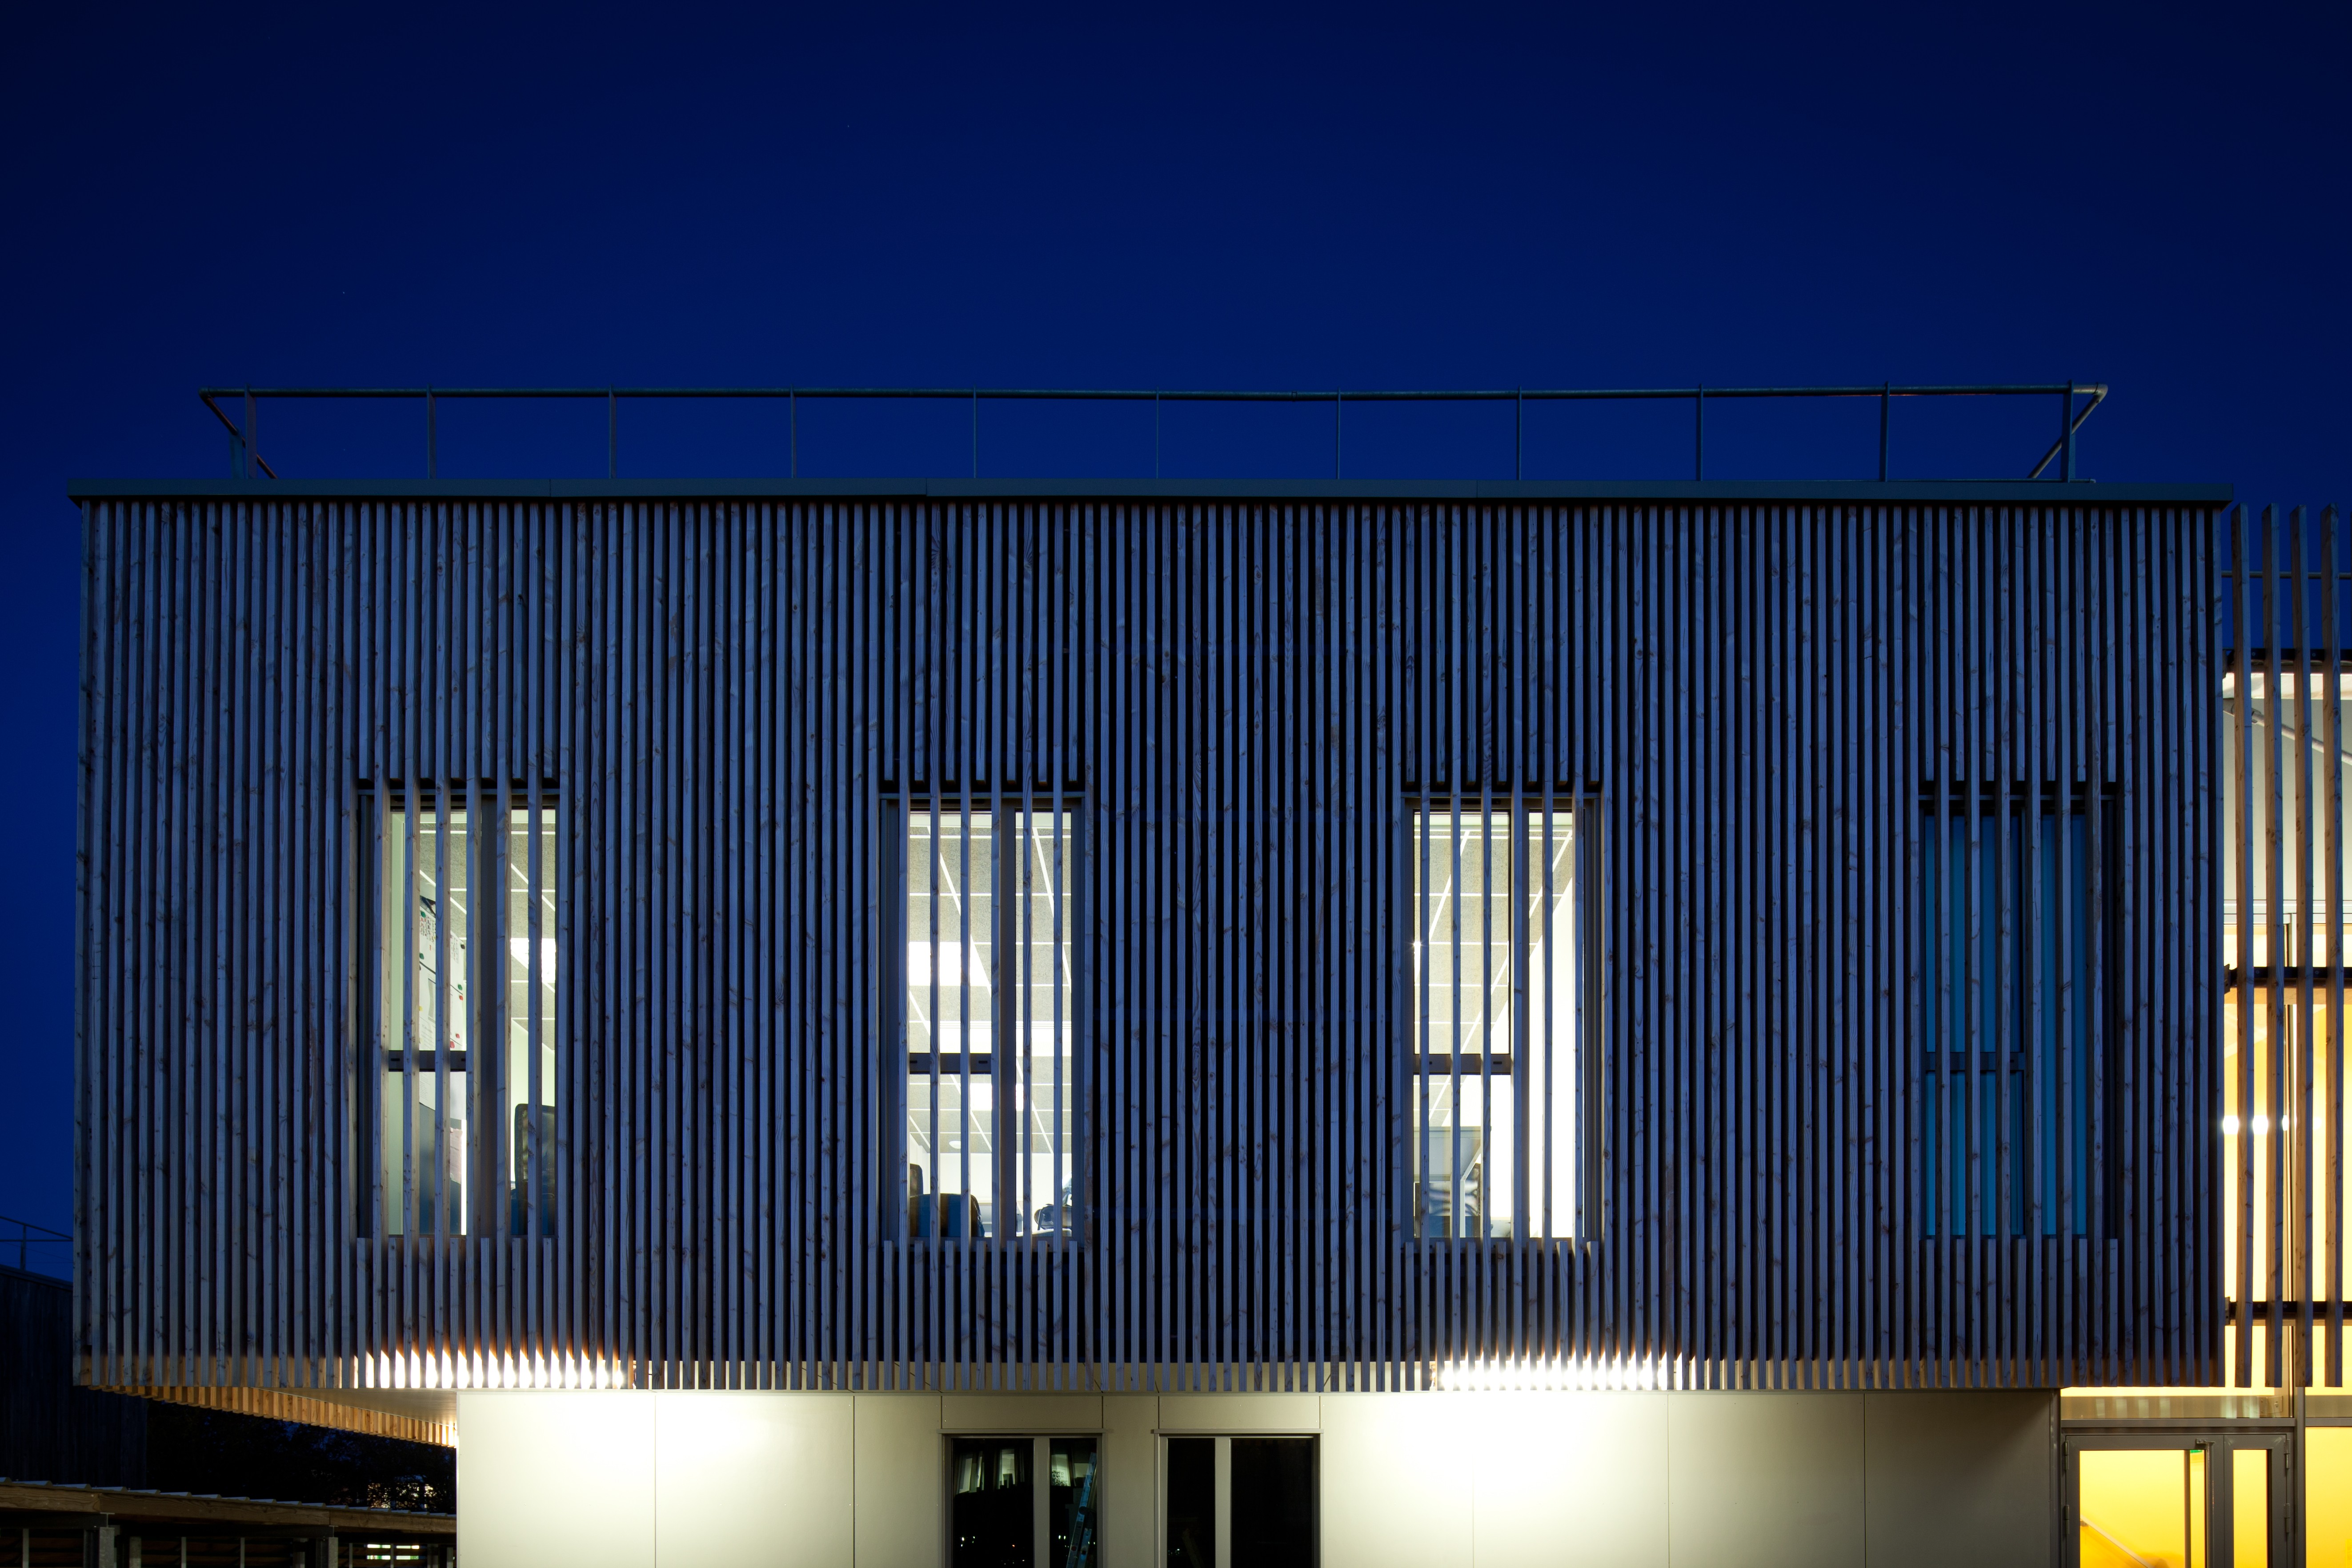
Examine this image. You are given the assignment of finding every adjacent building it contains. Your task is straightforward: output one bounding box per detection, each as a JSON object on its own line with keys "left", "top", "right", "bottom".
{"left": 70, "top": 469, "right": 2351, "bottom": 1565}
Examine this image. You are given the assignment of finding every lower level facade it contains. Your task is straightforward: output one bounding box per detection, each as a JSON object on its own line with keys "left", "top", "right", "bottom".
{"left": 454, "top": 1384, "right": 2352, "bottom": 1567}
{"left": 460, "top": 1387, "right": 2057, "bottom": 1568}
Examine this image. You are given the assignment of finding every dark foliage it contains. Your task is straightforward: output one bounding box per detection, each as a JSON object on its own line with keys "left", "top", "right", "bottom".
{"left": 147, "top": 1404, "right": 452, "bottom": 1513}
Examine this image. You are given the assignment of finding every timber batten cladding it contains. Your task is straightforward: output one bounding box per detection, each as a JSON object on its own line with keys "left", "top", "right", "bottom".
{"left": 73, "top": 479, "right": 2227, "bottom": 1396}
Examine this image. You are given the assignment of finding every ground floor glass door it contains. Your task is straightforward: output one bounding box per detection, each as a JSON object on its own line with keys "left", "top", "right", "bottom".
{"left": 2067, "top": 1433, "right": 2288, "bottom": 1568}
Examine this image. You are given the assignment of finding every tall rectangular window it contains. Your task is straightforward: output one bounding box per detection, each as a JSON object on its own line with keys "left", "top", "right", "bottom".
{"left": 1919, "top": 794, "right": 2093, "bottom": 1237}
{"left": 370, "top": 792, "right": 559, "bottom": 1238}
{"left": 1409, "top": 800, "right": 1586, "bottom": 1242}
{"left": 891, "top": 801, "right": 1076, "bottom": 1241}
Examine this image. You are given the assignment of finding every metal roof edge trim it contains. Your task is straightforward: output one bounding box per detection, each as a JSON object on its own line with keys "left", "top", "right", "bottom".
{"left": 67, "top": 476, "right": 2236, "bottom": 504}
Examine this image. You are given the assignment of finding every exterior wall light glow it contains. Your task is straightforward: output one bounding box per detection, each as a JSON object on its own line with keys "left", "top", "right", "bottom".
{"left": 1434, "top": 1356, "right": 1671, "bottom": 1392}
{"left": 367, "top": 1351, "right": 627, "bottom": 1390}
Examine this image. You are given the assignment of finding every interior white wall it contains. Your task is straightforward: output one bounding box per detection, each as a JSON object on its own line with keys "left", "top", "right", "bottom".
{"left": 452, "top": 1385, "right": 2053, "bottom": 1568}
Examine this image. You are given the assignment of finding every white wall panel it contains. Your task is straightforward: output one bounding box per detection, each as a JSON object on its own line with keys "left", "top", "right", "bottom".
{"left": 1665, "top": 1393, "right": 1864, "bottom": 1568}
{"left": 1319, "top": 1394, "right": 1474, "bottom": 1568}
{"left": 938, "top": 1393, "right": 1102, "bottom": 1432}
{"left": 1466, "top": 1392, "right": 1667, "bottom": 1568}
{"left": 1156, "top": 1393, "right": 1320, "bottom": 1432}
{"left": 853, "top": 1396, "right": 943, "bottom": 1568}
{"left": 1098, "top": 1396, "right": 1158, "bottom": 1568}
{"left": 656, "top": 1392, "right": 851, "bottom": 1568}
{"left": 1861, "top": 1391, "right": 2050, "bottom": 1568}
{"left": 456, "top": 1392, "right": 654, "bottom": 1568}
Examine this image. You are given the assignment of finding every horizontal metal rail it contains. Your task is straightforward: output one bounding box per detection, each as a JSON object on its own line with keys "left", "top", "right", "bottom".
{"left": 1, "top": 1213, "right": 70, "bottom": 1276}
{"left": 197, "top": 380, "right": 2108, "bottom": 484}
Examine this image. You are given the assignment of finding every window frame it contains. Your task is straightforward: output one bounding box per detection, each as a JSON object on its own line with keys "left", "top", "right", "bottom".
{"left": 1401, "top": 789, "right": 1600, "bottom": 1246}
{"left": 1159, "top": 1432, "right": 1320, "bottom": 1568}
{"left": 1917, "top": 781, "right": 2116, "bottom": 1242}
{"left": 944, "top": 1432, "right": 1101, "bottom": 1567}
{"left": 356, "top": 781, "right": 562, "bottom": 1242}
{"left": 883, "top": 790, "right": 1086, "bottom": 1246}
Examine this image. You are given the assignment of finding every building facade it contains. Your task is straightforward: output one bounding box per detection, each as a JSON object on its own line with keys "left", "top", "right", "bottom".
{"left": 71, "top": 475, "right": 2352, "bottom": 1565}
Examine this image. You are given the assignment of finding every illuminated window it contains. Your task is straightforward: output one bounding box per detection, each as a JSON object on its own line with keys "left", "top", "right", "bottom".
{"left": 1408, "top": 799, "right": 1588, "bottom": 1242}
{"left": 369, "top": 790, "right": 559, "bottom": 1239}
{"left": 889, "top": 800, "right": 1077, "bottom": 1241}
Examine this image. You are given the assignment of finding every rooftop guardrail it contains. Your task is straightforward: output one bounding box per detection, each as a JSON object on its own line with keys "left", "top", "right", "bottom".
{"left": 196, "top": 381, "right": 2108, "bottom": 485}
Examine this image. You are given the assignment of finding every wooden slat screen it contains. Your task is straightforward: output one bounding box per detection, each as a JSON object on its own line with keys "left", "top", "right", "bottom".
{"left": 75, "top": 496, "right": 2219, "bottom": 1394}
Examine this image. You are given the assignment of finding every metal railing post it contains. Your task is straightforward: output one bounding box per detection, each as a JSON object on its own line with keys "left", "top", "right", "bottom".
{"left": 1879, "top": 382, "right": 1891, "bottom": 481}
{"left": 425, "top": 388, "right": 437, "bottom": 480}
{"left": 1515, "top": 388, "right": 1523, "bottom": 481}
{"left": 2062, "top": 380, "right": 2077, "bottom": 481}
{"left": 1333, "top": 391, "right": 1342, "bottom": 479}
{"left": 970, "top": 388, "right": 978, "bottom": 478}
{"left": 607, "top": 389, "right": 617, "bottom": 480}
{"left": 1694, "top": 384, "right": 1705, "bottom": 480}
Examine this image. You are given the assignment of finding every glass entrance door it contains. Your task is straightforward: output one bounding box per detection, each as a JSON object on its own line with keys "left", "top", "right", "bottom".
{"left": 2067, "top": 1434, "right": 2288, "bottom": 1568}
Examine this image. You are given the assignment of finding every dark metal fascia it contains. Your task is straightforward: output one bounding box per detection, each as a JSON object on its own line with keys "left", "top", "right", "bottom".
{"left": 66, "top": 476, "right": 2236, "bottom": 504}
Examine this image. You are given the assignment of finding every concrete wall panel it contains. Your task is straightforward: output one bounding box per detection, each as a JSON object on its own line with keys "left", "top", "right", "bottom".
{"left": 456, "top": 1392, "right": 654, "bottom": 1568}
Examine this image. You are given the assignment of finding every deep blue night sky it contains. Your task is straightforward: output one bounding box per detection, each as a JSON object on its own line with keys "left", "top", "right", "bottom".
{"left": 2, "top": 2, "right": 2344, "bottom": 1245}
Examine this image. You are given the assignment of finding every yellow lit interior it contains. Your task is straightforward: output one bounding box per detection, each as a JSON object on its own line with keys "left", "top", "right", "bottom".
{"left": 2310, "top": 1428, "right": 2352, "bottom": 1568}
{"left": 2234, "top": 1446, "right": 2268, "bottom": 1568}
{"left": 2080, "top": 1448, "right": 2194, "bottom": 1568}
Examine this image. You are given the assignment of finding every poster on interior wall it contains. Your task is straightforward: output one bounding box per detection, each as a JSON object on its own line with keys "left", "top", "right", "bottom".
{"left": 414, "top": 895, "right": 469, "bottom": 1055}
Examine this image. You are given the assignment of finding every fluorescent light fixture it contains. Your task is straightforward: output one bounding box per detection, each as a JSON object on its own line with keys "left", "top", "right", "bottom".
{"left": 910, "top": 942, "right": 988, "bottom": 988}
